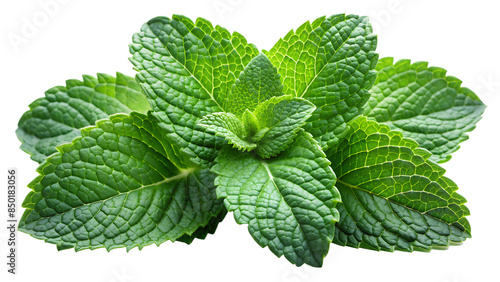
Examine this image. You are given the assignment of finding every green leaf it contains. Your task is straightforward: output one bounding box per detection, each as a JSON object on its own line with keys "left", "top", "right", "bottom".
{"left": 241, "top": 109, "right": 259, "bottom": 137}
{"left": 130, "top": 15, "right": 259, "bottom": 165}
{"left": 250, "top": 127, "right": 269, "bottom": 143}
{"left": 328, "top": 116, "right": 471, "bottom": 252}
{"left": 212, "top": 130, "right": 341, "bottom": 267}
{"left": 226, "top": 53, "right": 284, "bottom": 116}
{"left": 364, "top": 58, "right": 486, "bottom": 163}
{"left": 253, "top": 96, "right": 316, "bottom": 159}
{"left": 199, "top": 96, "right": 315, "bottom": 157}
{"left": 16, "top": 73, "right": 150, "bottom": 163}
{"left": 177, "top": 209, "right": 227, "bottom": 245}
{"left": 265, "top": 14, "right": 378, "bottom": 151}
{"left": 198, "top": 112, "right": 257, "bottom": 151}
{"left": 19, "top": 112, "right": 224, "bottom": 251}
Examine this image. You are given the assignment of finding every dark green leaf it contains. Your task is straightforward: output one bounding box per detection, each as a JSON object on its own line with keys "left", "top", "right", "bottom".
{"left": 328, "top": 116, "right": 471, "bottom": 252}
{"left": 17, "top": 73, "right": 150, "bottom": 163}
{"left": 19, "top": 112, "right": 224, "bottom": 251}
{"left": 130, "top": 15, "right": 259, "bottom": 165}
{"left": 365, "top": 57, "right": 486, "bottom": 163}
{"left": 212, "top": 130, "right": 340, "bottom": 267}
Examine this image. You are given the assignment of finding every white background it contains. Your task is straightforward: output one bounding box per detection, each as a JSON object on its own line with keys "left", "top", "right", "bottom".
{"left": 1, "top": 0, "right": 499, "bottom": 281}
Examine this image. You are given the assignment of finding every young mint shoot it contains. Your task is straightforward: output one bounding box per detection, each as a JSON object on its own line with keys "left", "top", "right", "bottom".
{"left": 16, "top": 13, "right": 484, "bottom": 267}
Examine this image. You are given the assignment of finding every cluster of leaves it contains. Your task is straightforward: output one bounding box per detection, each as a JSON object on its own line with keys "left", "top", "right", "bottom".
{"left": 17, "top": 14, "right": 485, "bottom": 267}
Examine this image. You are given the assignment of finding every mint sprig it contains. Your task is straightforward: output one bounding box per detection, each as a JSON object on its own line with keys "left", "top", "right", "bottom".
{"left": 16, "top": 13, "right": 483, "bottom": 267}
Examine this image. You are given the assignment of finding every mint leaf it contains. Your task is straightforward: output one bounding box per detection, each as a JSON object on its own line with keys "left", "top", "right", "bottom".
{"left": 328, "top": 116, "right": 471, "bottom": 251}
{"left": 253, "top": 96, "right": 316, "bottom": 158}
{"left": 241, "top": 109, "right": 260, "bottom": 138}
{"left": 130, "top": 15, "right": 259, "bottom": 165}
{"left": 249, "top": 127, "right": 269, "bottom": 143}
{"left": 19, "top": 112, "right": 224, "bottom": 251}
{"left": 227, "top": 53, "right": 283, "bottom": 116}
{"left": 177, "top": 210, "right": 227, "bottom": 244}
{"left": 212, "top": 130, "right": 340, "bottom": 267}
{"left": 16, "top": 73, "right": 150, "bottom": 163}
{"left": 199, "top": 95, "right": 315, "bottom": 158}
{"left": 199, "top": 112, "right": 257, "bottom": 151}
{"left": 16, "top": 13, "right": 481, "bottom": 266}
{"left": 364, "top": 58, "right": 486, "bottom": 163}
{"left": 265, "top": 14, "right": 378, "bottom": 151}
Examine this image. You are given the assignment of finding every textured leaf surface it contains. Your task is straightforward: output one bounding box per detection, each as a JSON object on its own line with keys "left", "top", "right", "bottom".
{"left": 328, "top": 116, "right": 471, "bottom": 252}
{"left": 199, "top": 112, "right": 256, "bottom": 151}
{"left": 266, "top": 14, "right": 378, "bottom": 150}
{"left": 16, "top": 73, "right": 150, "bottom": 163}
{"left": 19, "top": 112, "right": 224, "bottom": 251}
{"left": 177, "top": 209, "right": 227, "bottom": 244}
{"left": 253, "top": 96, "right": 316, "bottom": 158}
{"left": 242, "top": 109, "right": 260, "bottom": 137}
{"left": 130, "top": 15, "right": 259, "bottom": 165}
{"left": 364, "top": 58, "right": 486, "bottom": 163}
{"left": 227, "top": 53, "right": 283, "bottom": 116}
{"left": 212, "top": 131, "right": 340, "bottom": 267}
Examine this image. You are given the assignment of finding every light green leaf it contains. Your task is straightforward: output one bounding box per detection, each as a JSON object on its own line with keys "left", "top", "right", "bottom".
{"left": 241, "top": 109, "right": 259, "bottom": 137}
{"left": 130, "top": 15, "right": 259, "bottom": 165}
{"left": 16, "top": 73, "right": 150, "bottom": 163}
{"left": 253, "top": 96, "right": 316, "bottom": 158}
{"left": 364, "top": 57, "right": 486, "bottom": 163}
{"left": 265, "top": 14, "right": 378, "bottom": 150}
{"left": 250, "top": 127, "right": 269, "bottom": 143}
{"left": 212, "top": 130, "right": 341, "bottom": 267}
{"left": 199, "top": 96, "right": 315, "bottom": 158}
{"left": 328, "top": 116, "right": 471, "bottom": 252}
{"left": 19, "top": 112, "right": 224, "bottom": 251}
{"left": 227, "top": 53, "right": 283, "bottom": 116}
{"left": 198, "top": 112, "right": 257, "bottom": 152}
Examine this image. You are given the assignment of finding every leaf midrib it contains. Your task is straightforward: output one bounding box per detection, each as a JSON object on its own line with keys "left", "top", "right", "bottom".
{"left": 335, "top": 178, "right": 464, "bottom": 226}
{"left": 298, "top": 17, "right": 360, "bottom": 99}
{"left": 260, "top": 160, "right": 319, "bottom": 265}
{"left": 26, "top": 167, "right": 198, "bottom": 222}
{"left": 379, "top": 104, "right": 485, "bottom": 125}
{"left": 148, "top": 23, "right": 224, "bottom": 111}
